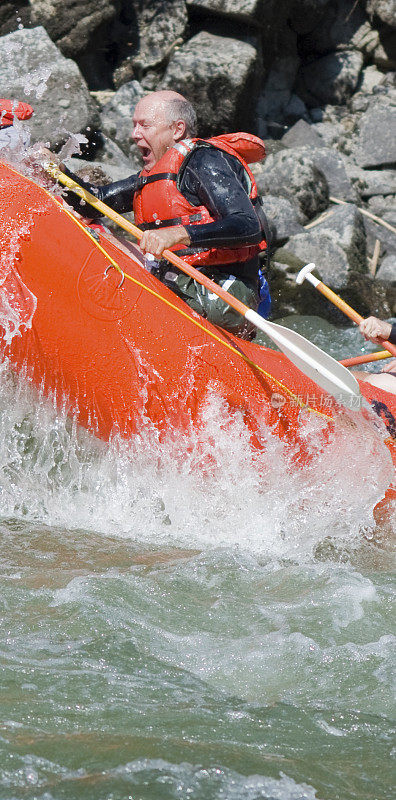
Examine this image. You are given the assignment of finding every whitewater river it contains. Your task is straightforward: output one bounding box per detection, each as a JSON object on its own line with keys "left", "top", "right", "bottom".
{"left": 0, "top": 319, "right": 394, "bottom": 800}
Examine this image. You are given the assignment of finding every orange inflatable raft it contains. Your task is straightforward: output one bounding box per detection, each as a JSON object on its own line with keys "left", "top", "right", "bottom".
{"left": 0, "top": 160, "right": 395, "bottom": 506}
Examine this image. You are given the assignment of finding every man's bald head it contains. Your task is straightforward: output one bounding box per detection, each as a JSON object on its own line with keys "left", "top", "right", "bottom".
{"left": 135, "top": 91, "right": 197, "bottom": 137}
{"left": 143, "top": 89, "right": 186, "bottom": 104}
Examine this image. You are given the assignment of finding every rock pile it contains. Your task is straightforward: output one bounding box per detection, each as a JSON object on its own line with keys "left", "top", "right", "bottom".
{"left": 0, "top": 0, "right": 395, "bottom": 320}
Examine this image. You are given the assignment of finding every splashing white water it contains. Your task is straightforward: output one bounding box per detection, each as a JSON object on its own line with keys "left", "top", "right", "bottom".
{"left": 0, "top": 163, "right": 52, "bottom": 343}
{"left": 22, "top": 66, "right": 52, "bottom": 100}
{"left": 0, "top": 274, "right": 36, "bottom": 345}
{"left": 0, "top": 125, "right": 83, "bottom": 345}
{"left": 0, "top": 356, "right": 392, "bottom": 560}
{"left": 57, "top": 132, "right": 88, "bottom": 163}
{"left": 0, "top": 177, "right": 42, "bottom": 343}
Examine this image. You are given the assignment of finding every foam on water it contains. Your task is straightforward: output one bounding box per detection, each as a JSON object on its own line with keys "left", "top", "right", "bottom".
{"left": 0, "top": 755, "right": 318, "bottom": 800}
{"left": 0, "top": 275, "right": 36, "bottom": 345}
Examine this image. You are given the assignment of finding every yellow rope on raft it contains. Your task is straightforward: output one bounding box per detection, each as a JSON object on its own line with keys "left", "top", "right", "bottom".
{"left": 43, "top": 183, "right": 332, "bottom": 420}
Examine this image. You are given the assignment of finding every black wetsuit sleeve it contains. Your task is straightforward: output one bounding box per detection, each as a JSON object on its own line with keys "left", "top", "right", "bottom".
{"left": 61, "top": 166, "right": 138, "bottom": 218}
{"left": 389, "top": 323, "right": 396, "bottom": 345}
{"left": 180, "top": 148, "right": 261, "bottom": 248}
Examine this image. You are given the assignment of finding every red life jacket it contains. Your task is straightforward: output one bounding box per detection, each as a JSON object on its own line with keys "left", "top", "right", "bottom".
{"left": 0, "top": 99, "right": 34, "bottom": 128}
{"left": 133, "top": 133, "right": 267, "bottom": 268}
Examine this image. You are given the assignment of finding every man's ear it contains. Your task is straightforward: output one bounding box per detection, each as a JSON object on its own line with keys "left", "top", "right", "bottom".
{"left": 173, "top": 119, "right": 187, "bottom": 141}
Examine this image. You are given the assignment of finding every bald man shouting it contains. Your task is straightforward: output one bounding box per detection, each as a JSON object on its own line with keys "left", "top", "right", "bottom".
{"left": 61, "top": 90, "right": 269, "bottom": 338}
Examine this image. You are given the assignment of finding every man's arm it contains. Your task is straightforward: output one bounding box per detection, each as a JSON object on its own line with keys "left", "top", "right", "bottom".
{"left": 181, "top": 147, "right": 262, "bottom": 248}
{"left": 61, "top": 166, "right": 139, "bottom": 218}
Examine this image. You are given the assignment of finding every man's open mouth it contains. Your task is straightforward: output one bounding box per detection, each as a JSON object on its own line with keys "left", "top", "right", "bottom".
{"left": 140, "top": 146, "right": 151, "bottom": 162}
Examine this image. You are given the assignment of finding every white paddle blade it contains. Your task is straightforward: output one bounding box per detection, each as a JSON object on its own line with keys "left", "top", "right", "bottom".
{"left": 245, "top": 310, "right": 361, "bottom": 409}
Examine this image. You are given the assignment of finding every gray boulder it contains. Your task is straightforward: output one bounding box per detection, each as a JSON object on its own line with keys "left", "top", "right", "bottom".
{"left": 281, "top": 119, "right": 323, "bottom": 148}
{"left": 284, "top": 232, "right": 356, "bottom": 290}
{"left": 372, "top": 30, "right": 396, "bottom": 68}
{"left": 343, "top": 272, "right": 395, "bottom": 319}
{"left": 63, "top": 156, "right": 137, "bottom": 184}
{"left": 364, "top": 215, "right": 396, "bottom": 265}
{"left": 352, "top": 100, "right": 396, "bottom": 168}
{"left": 161, "top": 31, "right": 259, "bottom": 135}
{"left": 299, "top": 0, "right": 378, "bottom": 56}
{"left": 376, "top": 255, "right": 396, "bottom": 282}
{"left": 298, "top": 50, "right": 364, "bottom": 107}
{"left": 100, "top": 80, "right": 145, "bottom": 159}
{"left": 30, "top": 0, "right": 118, "bottom": 60}
{"left": 346, "top": 166, "right": 396, "bottom": 198}
{"left": 359, "top": 64, "right": 387, "bottom": 93}
{"left": 254, "top": 150, "right": 329, "bottom": 223}
{"left": 311, "top": 204, "right": 367, "bottom": 271}
{"left": 284, "top": 204, "right": 367, "bottom": 289}
{"left": 258, "top": 195, "right": 305, "bottom": 242}
{"left": 96, "top": 135, "right": 142, "bottom": 173}
{"left": 186, "top": 0, "right": 269, "bottom": 24}
{"left": 366, "top": 0, "right": 396, "bottom": 28}
{"left": 289, "top": 146, "right": 357, "bottom": 202}
{"left": 367, "top": 194, "right": 396, "bottom": 224}
{"left": 266, "top": 258, "right": 325, "bottom": 318}
{"left": 310, "top": 120, "right": 345, "bottom": 147}
{"left": 254, "top": 24, "right": 303, "bottom": 131}
{"left": 0, "top": 27, "right": 99, "bottom": 148}
{"left": 115, "top": 0, "right": 187, "bottom": 84}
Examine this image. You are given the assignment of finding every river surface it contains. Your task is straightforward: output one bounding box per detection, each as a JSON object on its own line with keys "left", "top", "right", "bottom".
{"left": 0, "top": 315, "right": 394, "bottom": 800}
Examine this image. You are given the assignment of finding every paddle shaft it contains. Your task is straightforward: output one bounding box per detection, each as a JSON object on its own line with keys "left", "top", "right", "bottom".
{"left": 304, "top": 272, "right": 396, "bottom": 358}
{"left": 340, "top": 351, "right": 391, "bottom": 367}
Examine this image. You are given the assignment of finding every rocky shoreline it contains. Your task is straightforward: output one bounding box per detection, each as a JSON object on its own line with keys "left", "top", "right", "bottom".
{"left": 1, "top": 0, "right": 395, "bottom": 321}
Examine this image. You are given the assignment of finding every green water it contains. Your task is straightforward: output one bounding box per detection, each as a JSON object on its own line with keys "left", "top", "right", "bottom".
{"left": 0, "top": 318, "right": 394, "bottom": 800}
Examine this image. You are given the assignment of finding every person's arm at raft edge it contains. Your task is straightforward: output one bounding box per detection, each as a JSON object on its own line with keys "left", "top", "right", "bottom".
{"left": 32, "top": 147, "right": 139, "bottom": 219}
{"left": 60, "top": 165, "right": 139, "bottom": 218}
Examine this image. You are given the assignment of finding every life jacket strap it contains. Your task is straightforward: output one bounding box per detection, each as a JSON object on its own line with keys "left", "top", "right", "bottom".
{"left": 135, "top": 172, "right": 178, "bottom": 191}
{"left": 140, "top": 212, "right": 203, "bottom": 230}
{"left": 252, "top": 196, "right": 272, "bottom": 270}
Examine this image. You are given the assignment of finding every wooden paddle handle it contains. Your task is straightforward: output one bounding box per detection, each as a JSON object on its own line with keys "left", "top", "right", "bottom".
{"left": 316, "top": 282, "right": 362, "bottom": 324}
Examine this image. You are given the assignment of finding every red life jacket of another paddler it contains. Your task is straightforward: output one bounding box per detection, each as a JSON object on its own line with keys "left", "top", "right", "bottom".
{"left": 0, "top": 99, "right": 34, "bottom": 128}
{"left": 133, "top": 133, "right": 268, "bottom": 268}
